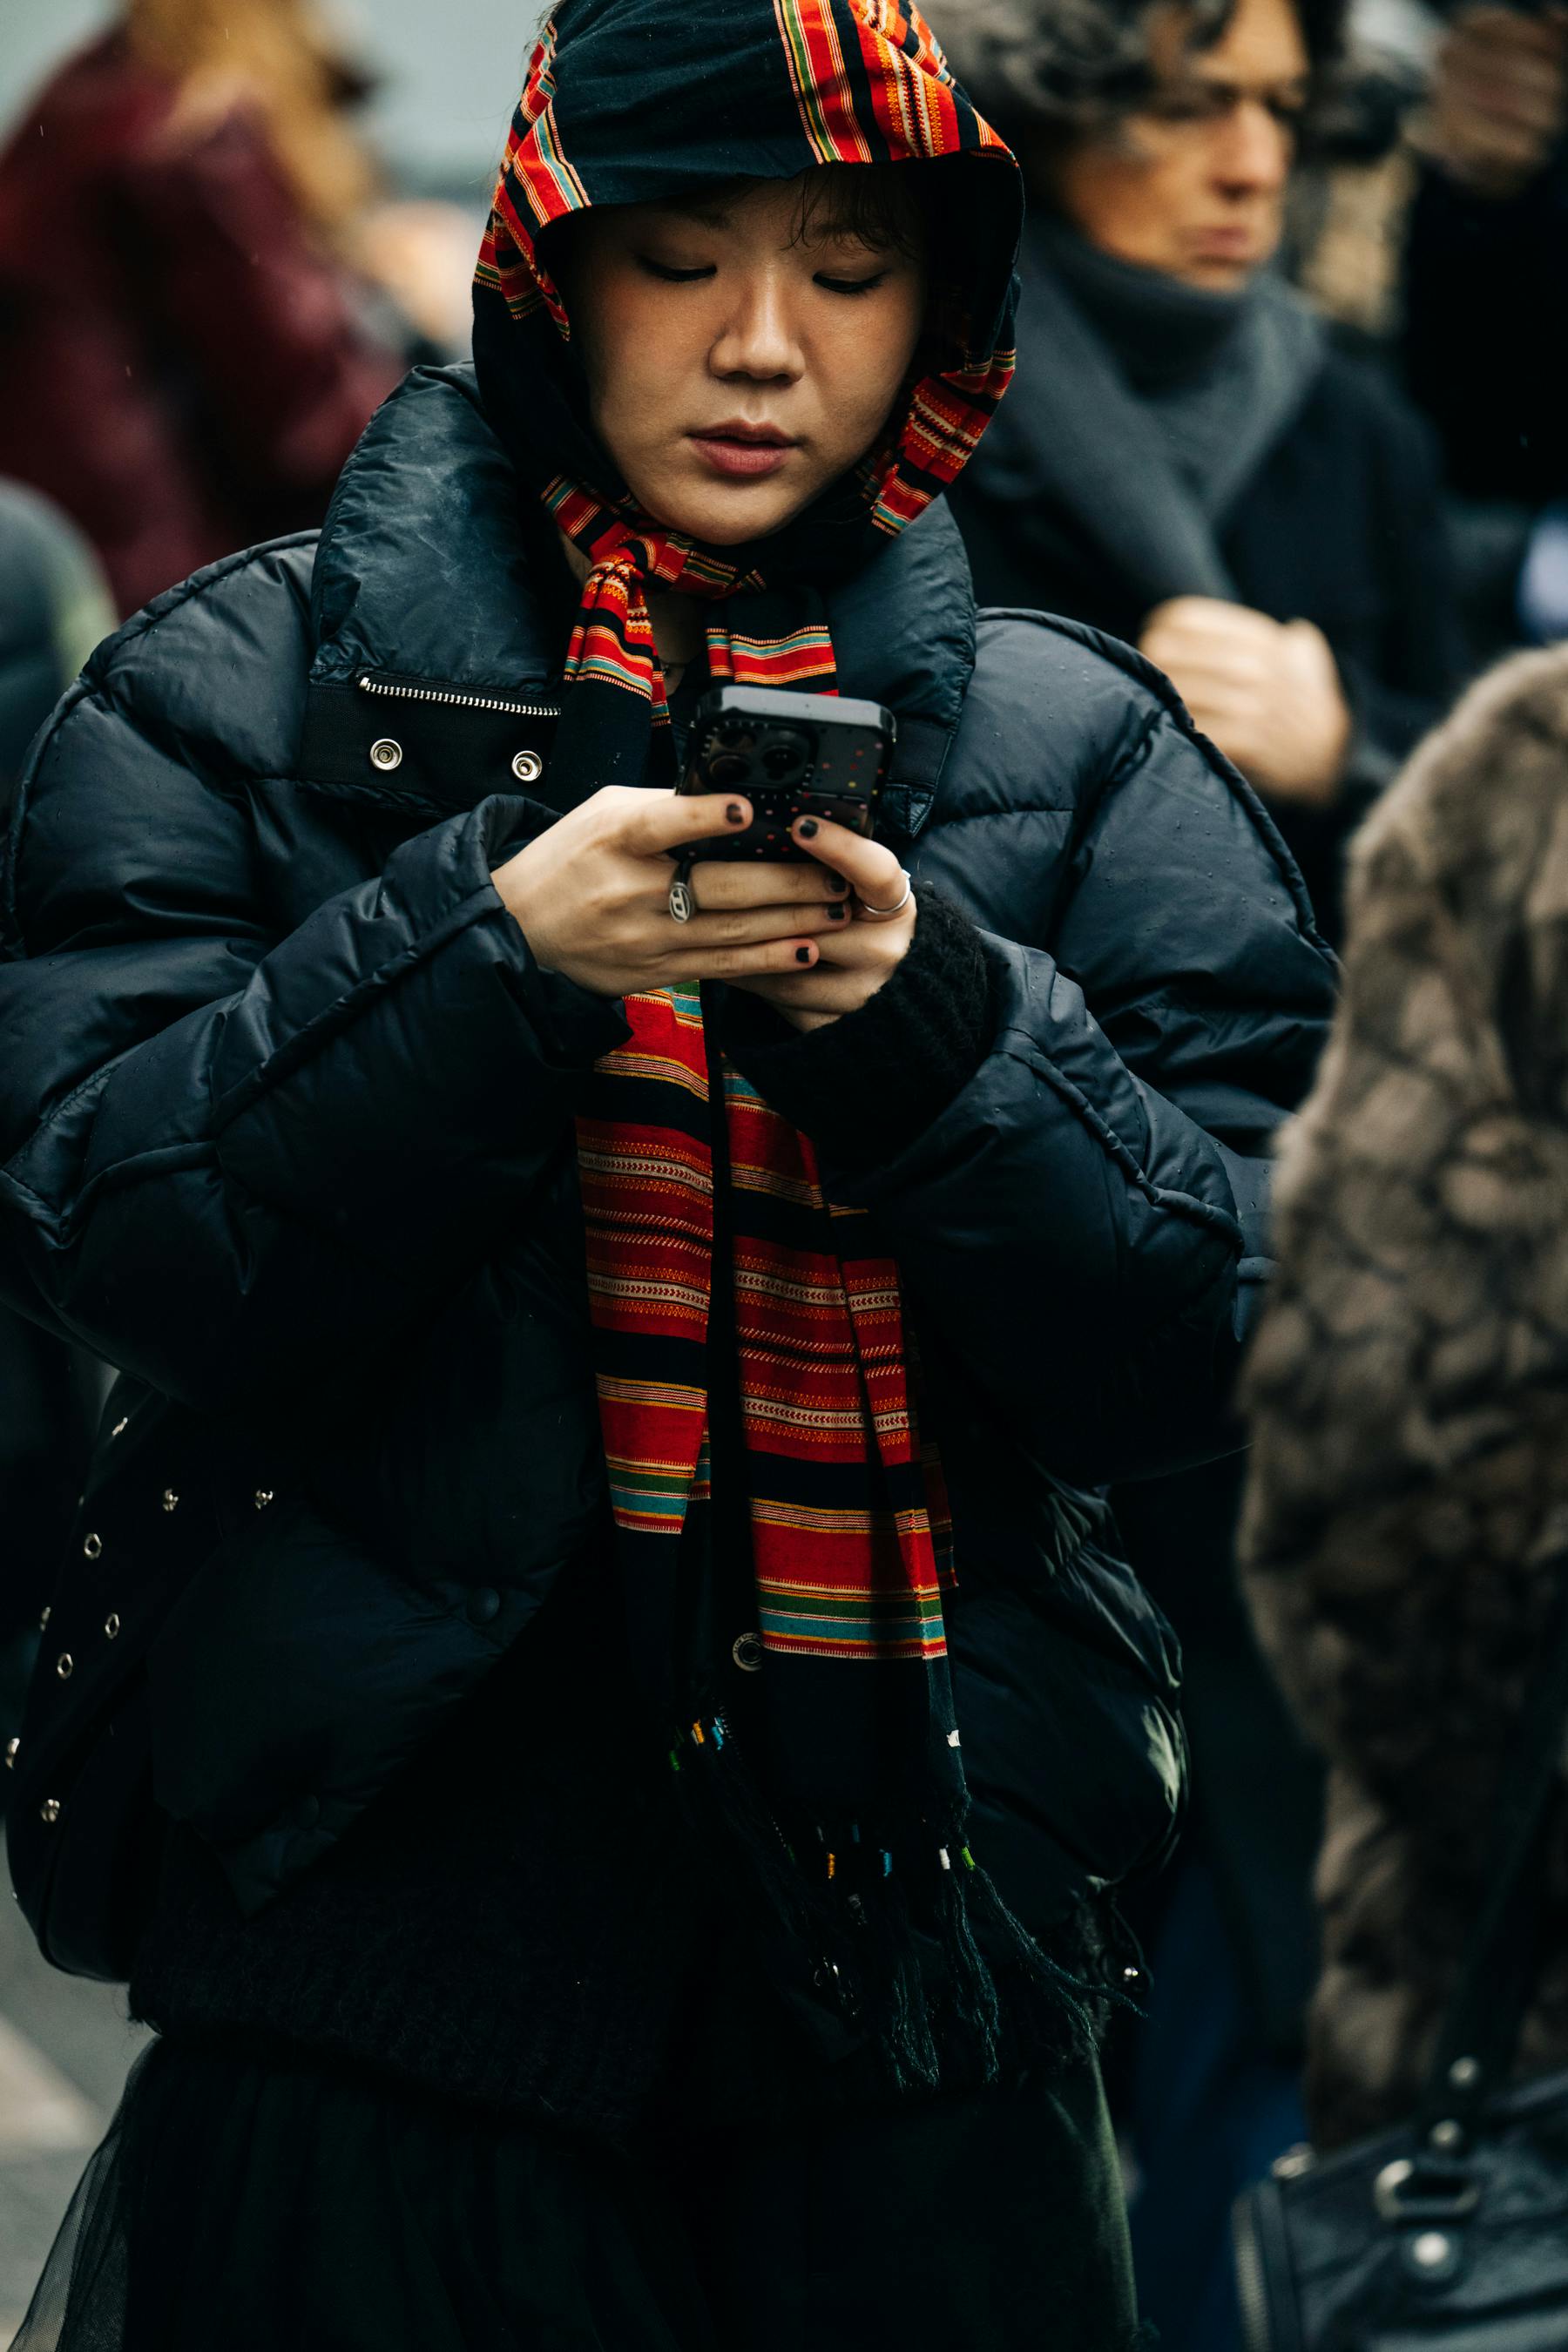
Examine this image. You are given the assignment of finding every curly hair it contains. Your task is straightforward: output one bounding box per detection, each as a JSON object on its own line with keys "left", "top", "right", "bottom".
{"left": 937, "top": 0, "right": 1348, "bottom": 140}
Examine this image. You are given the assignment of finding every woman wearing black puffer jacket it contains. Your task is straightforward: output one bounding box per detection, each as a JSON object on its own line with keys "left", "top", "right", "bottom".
{"left": 0, "top": 3, "right": 1333, "bottom": 2345}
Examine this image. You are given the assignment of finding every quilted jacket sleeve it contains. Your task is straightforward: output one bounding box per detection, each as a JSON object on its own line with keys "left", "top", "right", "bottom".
{"left": 0, "top": 564, "right": 623, "bottom": 1414}
{"left": 827, "top": 627, "right": 1336, "bottom": 1489}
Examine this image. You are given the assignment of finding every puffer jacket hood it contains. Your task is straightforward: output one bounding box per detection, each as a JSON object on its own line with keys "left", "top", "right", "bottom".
{"left": 2, "top": 365, "right": 1332, "bottom": 2052}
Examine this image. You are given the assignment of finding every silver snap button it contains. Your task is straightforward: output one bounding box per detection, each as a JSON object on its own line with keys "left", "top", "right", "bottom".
{"left": 254, "top": 1489, "right": 274, "bottom": 1511}
{"left": 731, "top": 1632, "right": 765, "bottom": 1673}
{"left": 162, "top": 1489, "right": 179, "bottom": 1513}
{"left": 105, "top": 1613, "right": 121, "bottom": 1640}
{"left": 56, "top": 1654, "right": 73, "bottom": 1680}
{"left": 511, "top": 749, "right": 544, "bottom": 783}
{"left": 40, "top": 1799, "right": 61, "bottom": 1826}
{"left": 1409, "top": 2231, "right": 1453, "bottom": 2272}
{"left": 4, "top": 1737, "right": 18, "bottom": 1768}
{"left": 1448, "top": 2055, "right": 1482, "bottom": 2092}
{"left": 369, "top": 738, "right": 403, "bottom": 772}
{"left": 1428, "top": 2118, "right": 1465, "bottom": 2154}
{"left": 83, "top": 1533, "right": 102, "bottom": 1560}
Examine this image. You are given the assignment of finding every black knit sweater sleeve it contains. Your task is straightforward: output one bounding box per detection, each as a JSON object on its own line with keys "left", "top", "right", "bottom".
{"left": 720, "top": 884, "right": 994, "bottom": 1171}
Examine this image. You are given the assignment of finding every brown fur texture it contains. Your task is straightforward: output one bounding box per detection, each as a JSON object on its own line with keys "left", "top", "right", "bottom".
{"left": 1240, "top": 645, "right": 1568, "bottom": 2152}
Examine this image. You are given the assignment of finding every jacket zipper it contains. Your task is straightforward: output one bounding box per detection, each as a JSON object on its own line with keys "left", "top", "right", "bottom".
{"left": 357, "top": 673, "right": 562, "bottom": 721}
{"left": 1231, "top": 2200, "right": 1274, "bottom": 2352}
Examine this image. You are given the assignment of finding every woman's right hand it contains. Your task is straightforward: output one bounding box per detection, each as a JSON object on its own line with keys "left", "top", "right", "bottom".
{"left": 490, "top": 786, "right": 850, "bottom": 998}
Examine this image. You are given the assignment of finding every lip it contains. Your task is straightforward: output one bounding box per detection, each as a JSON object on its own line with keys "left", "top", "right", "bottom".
{"left": 687, "top": 421, "right": 797, "bottom": 480}
{"left": 1186, "top": 227, "right": 1263, "bottom": 261}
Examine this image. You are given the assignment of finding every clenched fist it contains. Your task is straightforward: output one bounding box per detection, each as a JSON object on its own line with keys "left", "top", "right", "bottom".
{"left": 1139, "top": 597, "right": 1352, "bottom": 807}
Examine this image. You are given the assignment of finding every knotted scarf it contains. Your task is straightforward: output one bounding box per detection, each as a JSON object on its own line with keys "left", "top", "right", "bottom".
{"left": 470, "top": 0, "right": 1080, "bottom": 2083}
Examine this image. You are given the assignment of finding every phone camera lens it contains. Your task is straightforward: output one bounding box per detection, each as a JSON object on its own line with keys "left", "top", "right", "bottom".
{"left": 762, "top": 744, "right": 802, "bottom": 781}
{"left": 709, "top": 752, "right": 750, "bottom": 787}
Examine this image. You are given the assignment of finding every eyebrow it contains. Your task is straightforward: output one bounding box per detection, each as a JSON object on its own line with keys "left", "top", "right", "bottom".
{"left": 1182, "top": 69, "right": 1312, "bottom": 98}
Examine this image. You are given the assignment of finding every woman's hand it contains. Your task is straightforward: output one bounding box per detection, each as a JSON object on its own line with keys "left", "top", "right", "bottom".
{"left": 490, "top": 787, "right": 849, "bottom": 998}
{"left": 1139, "top": 597, "right": 1352, "bottom": 808}
{"left": 727, "top": 814, "right": 916, "bottom": 1031}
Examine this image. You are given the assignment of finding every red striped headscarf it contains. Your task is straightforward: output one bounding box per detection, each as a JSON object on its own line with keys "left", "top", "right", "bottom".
{"left": 471, "top": 0, "right": 1022, "bottom": 784}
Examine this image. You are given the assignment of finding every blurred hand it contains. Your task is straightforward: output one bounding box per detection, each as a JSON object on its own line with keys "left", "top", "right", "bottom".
{"left": 1415, "top": 3, "right": 1568, "bottom": 200}
{"left": 492, "top": 787, "right": 849, "bottom": 997}
{"left": 1139, "top": 598, "right": 1352, "bottom": 806}
{"left": 729, "top": 814, "right": 916, "bottom": 1031}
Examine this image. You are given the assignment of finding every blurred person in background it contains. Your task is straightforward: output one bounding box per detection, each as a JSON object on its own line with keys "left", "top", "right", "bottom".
{"left": 1242, "top": 641, "right": 1568, "bottom": 2154}
{"left": 944, "top": 0, "right": 1466, "bottom": 947}
{"left": 0, "top": 481, "right": 115, "bottom": 1794}
{"left": 1402, "top": 4, "right": 1568, "bottom": 652}
{"left": 0, "top": 0, "right": 416, "bottom": 618}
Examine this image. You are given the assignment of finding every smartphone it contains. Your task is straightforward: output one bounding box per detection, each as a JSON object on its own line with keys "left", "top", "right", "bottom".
{"left": 676, "top": 685, "right": 895, "bottom": 862}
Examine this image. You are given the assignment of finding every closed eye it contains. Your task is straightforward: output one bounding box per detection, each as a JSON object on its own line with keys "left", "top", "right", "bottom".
{"left": 814, "top": 271, "right": 889, "bottom": 296}
{"left": 636, "top": 255, "right": 716, "bottom": 284}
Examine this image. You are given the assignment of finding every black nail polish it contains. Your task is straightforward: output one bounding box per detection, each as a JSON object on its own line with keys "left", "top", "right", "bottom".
{"left": 794, "top": 945, "right": 813, "bottom": 964}
{"left": 828, "top": 874, "right": 849, "bottom": 894}
{"left": 726, "top": 802, "right": 746, "bottom": 825}
{"left": 797, "top": 817, "right": 819, "bottom": 839}
{"left": 828, "top": 903, "right": 847, "bottom": 920}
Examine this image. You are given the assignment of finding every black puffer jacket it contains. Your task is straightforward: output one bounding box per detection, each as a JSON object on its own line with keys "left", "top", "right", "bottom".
{"left": 0, "top": 367, "right": 1333, "bottom": 2132}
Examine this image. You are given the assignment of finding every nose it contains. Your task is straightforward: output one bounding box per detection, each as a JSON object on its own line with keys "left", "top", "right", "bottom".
{"left": 1212, "top": 98, "right": 1291, "bottom": 198}
{"left": 709, "top": 268, "right": 803, "bottom": 385}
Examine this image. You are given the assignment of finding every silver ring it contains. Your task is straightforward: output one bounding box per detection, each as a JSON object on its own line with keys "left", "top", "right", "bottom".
{"left": 668, "top": 858, "right": 697, "bottom": 924}
{"left": 857, "top": 870, "right": 913, "bottom": 923}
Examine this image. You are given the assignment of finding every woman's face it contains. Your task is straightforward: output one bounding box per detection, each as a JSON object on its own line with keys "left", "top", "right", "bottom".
{"left": 567, "top": 174, "right": 927, "bottom": 544}
{"left": 1046, "top": 0, "right": 1310, "bottom": 290}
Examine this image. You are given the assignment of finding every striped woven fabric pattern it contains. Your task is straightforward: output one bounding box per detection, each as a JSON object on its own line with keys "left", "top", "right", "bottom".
{"left": 576, "top": 990, "right": 952, "bottom": 1663}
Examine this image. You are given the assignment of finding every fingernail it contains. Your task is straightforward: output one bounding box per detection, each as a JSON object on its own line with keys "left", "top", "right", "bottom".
{"left": 828, "top": 903, "right": 847, "bottom": 921}
{"left": 726, "top": 802, "right": 746, "bottom": 825}
{"left": 828, "top": 874, "right": 849, "bottom": 894}
{"left": 796, "top": 817, "right": 818, "bottom": 839}
{"left": 794, "top": 945, "right": 813, "bottom": 964}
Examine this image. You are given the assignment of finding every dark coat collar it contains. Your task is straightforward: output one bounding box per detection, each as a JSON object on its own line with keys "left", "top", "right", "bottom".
{"left": 305, "top": 366, "right": 976, "bottom": 836}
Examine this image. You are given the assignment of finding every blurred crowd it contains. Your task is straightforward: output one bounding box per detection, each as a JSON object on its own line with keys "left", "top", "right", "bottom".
{"left": 2, "top": 0, "right": 1565, "bottom": 2345}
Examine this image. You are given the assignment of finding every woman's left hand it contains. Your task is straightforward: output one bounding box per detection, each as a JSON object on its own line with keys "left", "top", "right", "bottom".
{"left": 728, "top": 814, "right": 916, "bottom": 1031}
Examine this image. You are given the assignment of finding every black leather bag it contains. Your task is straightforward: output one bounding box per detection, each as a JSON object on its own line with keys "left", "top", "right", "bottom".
{"left": 1233, "top": 1567, "right": 1568, "bottom": 2350}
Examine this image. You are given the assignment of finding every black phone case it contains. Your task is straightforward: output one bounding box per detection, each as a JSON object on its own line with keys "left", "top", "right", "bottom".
{"left": 679, "top": 685, "right": 894, "bottom": 862}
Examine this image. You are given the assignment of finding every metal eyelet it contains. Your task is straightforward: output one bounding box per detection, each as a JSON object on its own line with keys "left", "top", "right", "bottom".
{"left": 40, "top": 1799, "right": 61, "bottom": 1826}
{"left": 105, "top": 1614, "right": 121, "bottom": 1641}
{"left": 254, "top": 1489, "right": 274, "bottom": 1511}
{"left": 368, "top": 738, "right": 403, "bottom": 772}
{"left": 731, "top": 1632, "right": 765, "bottom": 1673}
{"left": 83, "top": 1533, "right": 102, "bottom": 1560}
{"left": 56, "top": 1654, "right": 73, "bottom": 1680}
{"left": 162, "top": 1489, "right": 179, "bottom": 1513}
{"left": 511, "top": 749, "right": 544, "bottom": 784}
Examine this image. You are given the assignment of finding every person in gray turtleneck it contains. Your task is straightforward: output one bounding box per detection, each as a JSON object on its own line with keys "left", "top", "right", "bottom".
{"left": 943, "top": 0, "right": 1467, "bottom": 948}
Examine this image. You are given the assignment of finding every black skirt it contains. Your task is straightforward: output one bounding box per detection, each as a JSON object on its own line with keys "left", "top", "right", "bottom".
{"left": 11, "top": 2033, "right": 1143, "bottom": 2352}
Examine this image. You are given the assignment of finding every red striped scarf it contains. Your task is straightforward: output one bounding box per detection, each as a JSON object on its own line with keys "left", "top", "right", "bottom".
{"left": 465, "top": 0, "right": 1078, "bottom": 2084}
{"left": 577, "top": 986, "right": 953, "bottom": 1666}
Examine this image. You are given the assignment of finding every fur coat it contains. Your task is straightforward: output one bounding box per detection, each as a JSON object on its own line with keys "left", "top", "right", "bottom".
{"left": 1241, "top": 644, "right": 1568, "bottom": 2152}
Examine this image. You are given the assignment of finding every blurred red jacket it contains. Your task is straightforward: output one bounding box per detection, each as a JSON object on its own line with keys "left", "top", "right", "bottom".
{"left": 0, "top": 33, "right": 402, "bottom": 618}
